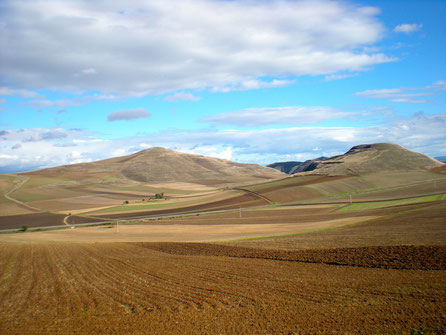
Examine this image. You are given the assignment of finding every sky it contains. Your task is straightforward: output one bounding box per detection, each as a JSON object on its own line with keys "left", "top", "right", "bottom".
{"left": 1, "top": 0, "right": 445, "bottom": 173}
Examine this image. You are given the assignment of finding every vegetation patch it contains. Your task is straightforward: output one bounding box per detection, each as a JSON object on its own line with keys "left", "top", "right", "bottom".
{"left": 338, "top": 193, "right": 446, "bottom": 212}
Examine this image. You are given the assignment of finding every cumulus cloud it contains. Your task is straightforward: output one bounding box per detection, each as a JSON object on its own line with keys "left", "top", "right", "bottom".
{"left": 201, "top": 106, "right": 351, "bottom": 126}
{"left": 1, "top": 112, "right": 445, "bottom": 172}
{"left": 354, "top": 81, "right": 446, "bottom": 103}
{"left": 107, "top": 108, "right": 151, "bottom": 121}
{"left": 394, "top": 24, "right": 422, "bottom": 33}
{"left": 0, "top": 0, "right": 392, "bottom": 96}
{"left": 164, "top": 93, "right": 201, "bottom": 102}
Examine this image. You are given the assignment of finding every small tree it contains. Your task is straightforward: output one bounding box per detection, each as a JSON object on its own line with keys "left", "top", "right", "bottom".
{"left": 22, "top": 225, "right": 28, "bottom": 232}
{"left": 154, "top": 192, "right": 164, "bottom": 199}
{"left": 123, "top": 200, "right": 129, "bottom": 204}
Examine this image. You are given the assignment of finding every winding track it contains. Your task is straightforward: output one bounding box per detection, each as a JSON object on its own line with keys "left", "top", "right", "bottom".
{"left": 4, "top": 176, "right": 41, "bottom": 212}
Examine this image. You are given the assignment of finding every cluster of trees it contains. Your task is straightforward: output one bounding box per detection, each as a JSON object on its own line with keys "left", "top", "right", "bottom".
{"left": 123, "top": 192, "right": 166, "bottom": 205}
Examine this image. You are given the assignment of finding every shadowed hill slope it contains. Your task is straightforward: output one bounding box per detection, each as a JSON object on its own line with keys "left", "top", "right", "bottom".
{"left": 268, "top": 157, "right": 328, "bottom": 174}
{"left": 299, "top": 143, "right": 443, "bottom": 176}
{"left": 24, "top": 147, "right": 285, "bottom": 186}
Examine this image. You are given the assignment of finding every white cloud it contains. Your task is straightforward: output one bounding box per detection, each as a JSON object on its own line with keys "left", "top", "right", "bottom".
{"left": 355, "top": 88, "right": 430, "bottom": 103}
{"left": 182, "top": 146, "right": 233, "bottom": 161}
{"left": 81, "top": 68, "right": 97, "bottom": 75}
{"left": 1, "top": 127, "right": 86, "bottom": 143}
{"left": 107, "top": 108, "right": 151, "bottom": 121}
{"left": 201, "top": 106, "right": 351, "bottom": 126}
{"left": 164, "top": 93, "right": 201, "bottom": 102}
{"left": 394, "top": 24, "right": 422, "bottom": 33}
{"left": 0, "top": 87, "right": 40, "bottom": 98}
{"left": 1, "top": 112, "right": 445, "bottom": 172}
{"left": 28, "top": 93, "right": 118, "bottom": 108}
{"left": 354, "top": 81, "right": 446, "bottom": 103}
{"left": 0, "top": 0, "right": 392, "bottom": 96}
{"left": 211, "top": 79, "right": 296, "bottom": 93}
{"left": 324, "top": 73, "right": 358, "bottom": 81}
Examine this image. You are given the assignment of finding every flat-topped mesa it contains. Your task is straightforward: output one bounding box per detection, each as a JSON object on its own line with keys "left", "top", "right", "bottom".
{"left": 298, "top": 143, "right": 443, "bottom": 176}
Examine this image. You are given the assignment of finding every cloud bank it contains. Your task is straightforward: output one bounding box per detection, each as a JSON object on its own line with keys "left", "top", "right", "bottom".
{"left": 202, "top": 106, "right": 351, "bottom": 126}
{"left": 1, "top": 113, "right": 445, "bottom": 172}
{"left": 355, "top": 81, "right": 446, "bottom": 103}
{"left": 1, "top": 0, "right": 391, "bottom": 96}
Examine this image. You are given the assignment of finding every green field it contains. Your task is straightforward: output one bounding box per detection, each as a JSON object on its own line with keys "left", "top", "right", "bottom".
{"left": 338, "top": 193, "right": 446, "bottom": 212}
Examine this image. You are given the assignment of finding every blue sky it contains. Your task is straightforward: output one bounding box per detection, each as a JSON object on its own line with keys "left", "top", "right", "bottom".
{"left": 1, "top": 0, "right": 445, "bottom": 173}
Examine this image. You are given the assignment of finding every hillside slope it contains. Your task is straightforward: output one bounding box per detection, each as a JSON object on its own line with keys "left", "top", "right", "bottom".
{"left": 25, "top": 147, "right": 285, "bottom": 186}
{"left": 268, "top": 157, "right": 327, "bottom": 174}
{"left": 300, "top": 143, "right": 443, "bottom": 176}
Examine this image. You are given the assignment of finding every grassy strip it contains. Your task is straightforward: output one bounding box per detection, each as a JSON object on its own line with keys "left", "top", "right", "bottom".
{"left": 338, "top": 193, "right": 446, "bottom": 212}
{"left": 88, "top": 191, "right": 238, "bottom": 215}
{"left": 225, "top": 224, "right": 360, "bottom": 242}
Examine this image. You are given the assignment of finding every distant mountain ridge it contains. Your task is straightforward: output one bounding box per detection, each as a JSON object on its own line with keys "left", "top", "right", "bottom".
{"left": 268, "top": 157, "right": 328, "bottom": 174}
{"left": 26, "top": 147, "right": 285, "bottom": 186}
{"left": 269, "top": 143, "right": 443, "bottom": 176}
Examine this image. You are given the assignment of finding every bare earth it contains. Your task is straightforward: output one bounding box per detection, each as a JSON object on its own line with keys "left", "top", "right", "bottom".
{"left": 0, "top": 198, "right": 445, "bottom": 334}
{"left": 0, "top": 216, "right": 376, "bottom": 243}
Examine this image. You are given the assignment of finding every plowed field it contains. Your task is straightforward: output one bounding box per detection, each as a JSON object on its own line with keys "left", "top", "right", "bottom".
{"left": 0, "top": 242, "right": 445, "bottom": 334}
{"left": 0, "top": 212, "right": 104, "bottom": 230}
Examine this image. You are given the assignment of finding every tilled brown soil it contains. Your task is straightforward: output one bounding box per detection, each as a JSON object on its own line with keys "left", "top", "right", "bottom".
{"left": 0, "top": 242, "right": 445, "bottom": 334}
{"left": 96, "top": 192, "right": 267, "bottom": 219}
{"left": 138, "top": 242, "right": 446, "bottom": 270}
{"left": 230, "top": 201, "right": 446, "bottom": 250}
{"left": 0, "top": 212, "right": 104, "bottom": 230}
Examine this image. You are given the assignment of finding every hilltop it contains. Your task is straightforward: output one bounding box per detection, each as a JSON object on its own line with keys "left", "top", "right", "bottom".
{"left": 25, "top": 147, "right": 285, "bottom": 186}
{"left": 297, "top": 143, "right": 443, "bottom": 176}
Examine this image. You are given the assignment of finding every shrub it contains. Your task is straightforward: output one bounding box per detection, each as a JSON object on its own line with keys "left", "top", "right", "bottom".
{"left": 22, "top": 225, "right": 28, "bottom": 232}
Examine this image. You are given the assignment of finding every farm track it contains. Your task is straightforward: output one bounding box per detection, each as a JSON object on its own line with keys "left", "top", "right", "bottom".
{"left": 0, "top": 242, "right": 444, "bottom": 334}
{"left": 3, "top": 175, "right": 42, "bottom": 212}
{"left": 233, "top": 187, "right": 274, "bottom": 204}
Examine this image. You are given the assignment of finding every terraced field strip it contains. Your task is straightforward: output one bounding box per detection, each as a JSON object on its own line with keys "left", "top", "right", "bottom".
{"left": 0, "top": 242, "right": 444, "bottom": 334}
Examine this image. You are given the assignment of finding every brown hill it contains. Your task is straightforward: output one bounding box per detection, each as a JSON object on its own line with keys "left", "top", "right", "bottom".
{"left": 26, "top": 147, "right": 285, "bottom": 186}
{"left": 299, "top": 143, "right": 443, "bottom": 176}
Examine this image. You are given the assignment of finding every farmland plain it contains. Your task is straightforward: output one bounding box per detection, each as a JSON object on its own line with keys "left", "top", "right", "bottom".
{"left": 0, "top": 163, "right": 445, "bottom": 333}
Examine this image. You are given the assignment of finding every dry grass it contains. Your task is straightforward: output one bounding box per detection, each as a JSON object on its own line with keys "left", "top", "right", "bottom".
{"left": 0, "top": 215, "right": 376, "bottom": 243}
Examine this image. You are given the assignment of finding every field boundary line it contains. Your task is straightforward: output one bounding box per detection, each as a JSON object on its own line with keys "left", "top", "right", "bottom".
{"left": 233, "top": 188, "right": 274, "bottom": 204}
{"left": 4, "top": 175, "right": 42, "bottom": 212}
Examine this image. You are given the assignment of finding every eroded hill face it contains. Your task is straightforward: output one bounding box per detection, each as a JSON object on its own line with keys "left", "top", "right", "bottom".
{"left": 24, "top": 147, "right": 285, "bottom": 186}
{"left": 299, "top": 143, "right": 443, "bottom": 176}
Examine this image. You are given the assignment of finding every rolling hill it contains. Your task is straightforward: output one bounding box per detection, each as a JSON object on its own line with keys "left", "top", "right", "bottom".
{"left": 298, "top": 143, "right": 443, "bottom": 176}
{"left": 24, "top": 147, "right": 285, "bottom": 186}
